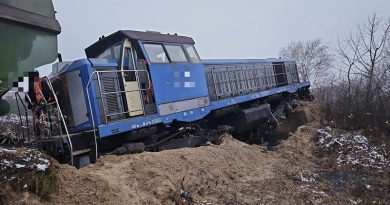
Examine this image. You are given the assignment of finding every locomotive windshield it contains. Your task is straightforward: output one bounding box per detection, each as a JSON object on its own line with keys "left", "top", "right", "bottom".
{"left": 143, "top": 44, "right": 169, "bottom": 63}
{"left": 143, "top": 43, "right": 201, "bottom": 64}
{"left": 164, "top": 45, "right": 188, "bottom": 63}
{"left": 183, "top": 44, "right": 201, "bottom": 63}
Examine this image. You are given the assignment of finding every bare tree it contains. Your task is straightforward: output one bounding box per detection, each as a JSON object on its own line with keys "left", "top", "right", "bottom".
{"left": 336, "top": 36, "right": 360, "bottom": 95}
{"left": 359, "top": 15, "right": 389, "bottom": 104}
{"left": 338, "top": 14, "right": 390, "bottom": 108}
{"left": 327, "top": 14, "right": 390, "bottom": 134}
{"left": 279, "top": 39, "right": 333, "bottom": 86}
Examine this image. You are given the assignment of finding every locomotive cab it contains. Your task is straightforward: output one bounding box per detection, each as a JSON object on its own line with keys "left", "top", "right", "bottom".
{"left": 30, "top": 30, "right": 209, "bottom": 137}
{"left": 85, "top": 33, "right": 156, "bottom": 119}
{"left": 84, "top": 30, "right": 210, "bottom": 130}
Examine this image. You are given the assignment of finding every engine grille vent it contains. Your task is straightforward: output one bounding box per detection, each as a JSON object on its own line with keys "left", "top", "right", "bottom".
{"left": 101, "top": 77, "right": 118, "bottom": 114}
{"left": 99, "top": 74, "right": 125, "bottom": 121}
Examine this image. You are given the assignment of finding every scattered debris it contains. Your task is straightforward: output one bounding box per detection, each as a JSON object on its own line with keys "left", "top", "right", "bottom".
{"left": 0, "top": 114, "right": 21, "bottom": 140}
{"left": 0, "top": 114, "right": 34, "bottom": 146}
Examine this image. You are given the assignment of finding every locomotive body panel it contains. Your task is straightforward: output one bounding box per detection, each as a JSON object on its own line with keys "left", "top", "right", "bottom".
{"left": 49, "top": 51, "right": 309, "bottom": 139}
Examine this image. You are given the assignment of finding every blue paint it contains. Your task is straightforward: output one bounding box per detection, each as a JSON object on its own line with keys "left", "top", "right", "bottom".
{"left": 97, "top": 105, "right": 211, "bottom": 137}
{"left": 96, "top": 81, "right": 309, "bottom": 138}
{"left": 53, "top": 56, "right": 310, "bottom": 138}
{"left": 148, "top": 63, "right": 209, "bottom": 105}
{"left": 58, "top": 60, "right": 120, "bottom": 132}
{"left": 49, "top": 27, "right": 312, "bottom": 141}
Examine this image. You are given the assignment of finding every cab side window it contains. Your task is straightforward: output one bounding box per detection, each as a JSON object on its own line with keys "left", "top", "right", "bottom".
{"left": 97, "top": 47, "right": 113, "bottom": 59}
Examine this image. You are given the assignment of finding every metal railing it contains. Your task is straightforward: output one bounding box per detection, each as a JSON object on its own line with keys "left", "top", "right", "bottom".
{"left": 14, "top": 77, "right": 74, "bottom": 165}
{"left": 15, "top": 92, "right": 32, "bottom": 141}
{"left": 85, "top": 69, "right": 151, "bottom": 159}
{"left": 206, "top": 63, "right": 299, "bottom": 101}
{"left": 41, "top": 77, "right": 73, "bottom": 165}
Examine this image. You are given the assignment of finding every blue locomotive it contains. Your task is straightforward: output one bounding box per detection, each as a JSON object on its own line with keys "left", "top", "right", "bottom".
{"left": 22, "top": 30, "right": 310, "bottom": 167}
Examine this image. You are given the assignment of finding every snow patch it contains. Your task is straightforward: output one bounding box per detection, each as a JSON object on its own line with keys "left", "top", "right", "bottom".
{"left": 317, "top": 128, "right": 389, "bottom": 169}
{"left": 298, "top": 172, "right": 316, "bottom": 183}
{"left": 353, "top": 135, "right": 367, "bottom": 144}
{"left": 15, "top": 164, "right": 26, "bottom": 168}
{"left": 36, "top": 163, "right": 49, "bottom": 171}
{"left": 0, "top": 147, "right": 50, "bottom": 172}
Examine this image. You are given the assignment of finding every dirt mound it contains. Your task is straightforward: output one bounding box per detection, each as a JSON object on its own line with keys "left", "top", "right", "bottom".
{"left": 267, "top": 100, "right": 319, "bottom": 147}
{"left": 15, "top": 102, "right": 339, "bottom": 204}
{"left": 2, "top": 100, "right": 389, "bottom": 204}
{"left": 44, "top": 143, "right": 339, "bottom": 205}
{"left": 46, "top": 142, "right": 283, "bottom": 204}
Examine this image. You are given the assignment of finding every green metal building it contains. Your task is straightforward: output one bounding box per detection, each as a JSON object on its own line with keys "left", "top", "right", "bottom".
{"left": 0, "top": 0, "right": 61, "bottom": 114}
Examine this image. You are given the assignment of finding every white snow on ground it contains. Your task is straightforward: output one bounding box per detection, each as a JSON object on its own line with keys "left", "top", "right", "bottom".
{"left": 15, "top": 164, "right": 26, "bottom": 168}
{"left": 353, "top": 135, "right": 367, "bottom": 144}
{"left": 1, "top": 148, "right": 17, "bottom": 153}
{"left": 316, "top": 127, "right": 389, "bottom": 169}
{"left": 36, "top": 163, "right": 49, "bottom": 171}
{"left": 298, "top": 172, "right": 316, "bottom": 183}
{"left": 0, "top": 147, "right": 50, "bottom": 171}
{"left": 0, "top": 114, "right": 22, "bottom": 125}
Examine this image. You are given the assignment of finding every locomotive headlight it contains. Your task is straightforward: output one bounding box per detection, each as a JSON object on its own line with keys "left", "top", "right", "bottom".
{"left": 168, "top": 104, "right": 175, "bottom": 112}
{"left": 198, "top": 97, "right": 209, "bottom": 107}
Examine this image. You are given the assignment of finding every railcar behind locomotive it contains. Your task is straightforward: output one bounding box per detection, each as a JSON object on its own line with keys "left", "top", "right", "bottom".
{"left": 18, "top": 30, "right": 311, "bottom": 168}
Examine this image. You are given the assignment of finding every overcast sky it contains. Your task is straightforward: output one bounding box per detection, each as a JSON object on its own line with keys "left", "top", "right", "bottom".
{"left": 52, "top": 0, "right": 390, "bottom": 61}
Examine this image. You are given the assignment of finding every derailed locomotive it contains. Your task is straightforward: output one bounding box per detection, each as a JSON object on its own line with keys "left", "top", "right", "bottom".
{"left": 20, "top": 30, "right": 310, "bottom": 168}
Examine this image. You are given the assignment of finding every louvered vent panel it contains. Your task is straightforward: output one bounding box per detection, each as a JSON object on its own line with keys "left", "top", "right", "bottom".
{"left": 101, "top": 77, "right": 120, "bottom": 115}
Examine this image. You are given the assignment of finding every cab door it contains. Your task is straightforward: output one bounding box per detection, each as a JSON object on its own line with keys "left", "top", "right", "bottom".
{"left": 120, "top": 38, "right": 144, "bottom": 116}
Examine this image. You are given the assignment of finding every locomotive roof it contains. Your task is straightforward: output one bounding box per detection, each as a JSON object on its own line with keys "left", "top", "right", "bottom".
{"left": 85, "top": 30, "right": 195, "bottom": 58}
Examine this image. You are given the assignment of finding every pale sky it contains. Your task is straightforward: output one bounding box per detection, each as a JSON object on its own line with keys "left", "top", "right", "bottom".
{"left": 52, "top": 0, "right": 390, "bottom": 61}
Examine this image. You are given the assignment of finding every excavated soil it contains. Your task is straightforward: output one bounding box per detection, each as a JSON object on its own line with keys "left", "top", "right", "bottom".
{"left": 1, "top": 101, "right": 389, "bottom": 205}
{"left": 29, "top": 138, "right": 330, "bottom": 205}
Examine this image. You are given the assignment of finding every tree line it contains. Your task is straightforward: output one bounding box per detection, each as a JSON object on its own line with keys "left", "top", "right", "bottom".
{"left": 280, "top": 14, "right": 390, "bottom": 141}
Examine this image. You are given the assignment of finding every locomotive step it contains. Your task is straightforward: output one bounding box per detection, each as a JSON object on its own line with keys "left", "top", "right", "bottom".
{"left": 72, "top": 148, "right": 91, "bottom": 156}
